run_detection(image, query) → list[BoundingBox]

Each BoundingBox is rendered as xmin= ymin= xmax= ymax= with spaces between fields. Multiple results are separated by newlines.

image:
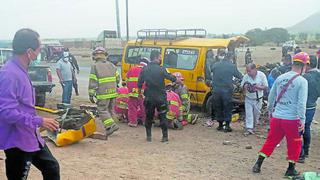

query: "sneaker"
xmin=128 ymin=122 xmax=138 ymax=127
xmin=191 ymin=114 xmax=199 ymax=125
xmin=284 ymin=169 xmax=300 ymax=179
xmin=297 ymin=157 xmax=305 ymax=164
xmin=244 ymin=129 xmax=255 ymax=137
xmin=106 ymin=124 xmax=119 ymax=136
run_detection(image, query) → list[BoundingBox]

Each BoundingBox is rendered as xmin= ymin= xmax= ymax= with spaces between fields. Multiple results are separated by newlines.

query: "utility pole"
xmin=115 ymin=0 xmax=121 ymax=38
xmin=126 ymin=0 xmax=129 ymax=41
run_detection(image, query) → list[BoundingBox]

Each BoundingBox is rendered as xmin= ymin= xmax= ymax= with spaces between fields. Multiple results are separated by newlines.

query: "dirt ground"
xmin=0 ymin=46 xmax=319 ymax=180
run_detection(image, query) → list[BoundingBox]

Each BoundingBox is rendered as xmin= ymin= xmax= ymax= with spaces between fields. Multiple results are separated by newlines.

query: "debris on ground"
xmin=245 ymin=145 xmax=253 ymax=149
xmin=223 ymin=141 xmax=232 ymax=145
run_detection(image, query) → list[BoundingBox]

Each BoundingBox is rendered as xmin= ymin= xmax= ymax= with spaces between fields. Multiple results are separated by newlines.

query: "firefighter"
xmin=138 ymin=50 xmax=180 ymax=142
xmin=114 ymin=82 xmax=129 ymax=123
xmin=88 ymin=47 xmax=119 ymax=139
xmin=126 ymin=58 xmax=149 ymax=127
xmin=171 ymin=72 xmax=198 ymax=125
xmin=166 ymin=89 xmax=183 ymax=130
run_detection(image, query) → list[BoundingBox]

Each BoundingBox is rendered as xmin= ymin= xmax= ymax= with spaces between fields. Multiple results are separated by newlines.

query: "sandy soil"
xmin=0 ymin=46 xmax=319 ymax=180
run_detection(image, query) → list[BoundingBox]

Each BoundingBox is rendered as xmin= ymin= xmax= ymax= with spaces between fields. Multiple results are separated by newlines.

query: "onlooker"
xmin=298 ymin=55 xmax=320 ymax=163
xmin=252 ymin=52 xmax=310 ymax=179
xmin=63 ymin=48 xmax=80 ymax=96
xmin=278 ymin=54 xmax=292 ymax=74
xmin=268 ymin=54 xmax=292 ymax=89
xmin=0 ymin=28 xmax=60 ymax=180
xmin=56 ymin=49 xmax=74 ymax=104
xmin=241 ymin=63 xmax=268 ymax=136
xmin=245 ymin=48 xmax=252 ymax=65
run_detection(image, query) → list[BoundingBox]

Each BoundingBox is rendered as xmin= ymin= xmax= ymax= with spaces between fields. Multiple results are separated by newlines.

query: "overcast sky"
xmin=0 ymin=0 xmax=319 ymax=40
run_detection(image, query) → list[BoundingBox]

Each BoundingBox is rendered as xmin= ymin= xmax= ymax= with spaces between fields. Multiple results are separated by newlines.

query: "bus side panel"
xmin=195 ymin=48 xmax=211 ymax=107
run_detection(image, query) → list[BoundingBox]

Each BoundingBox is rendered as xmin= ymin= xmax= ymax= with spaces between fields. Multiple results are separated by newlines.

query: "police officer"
xmin=138 ymin=50 xmax=180 ymax=142
xmin=209 ymin=51 xmax=243 ymax=132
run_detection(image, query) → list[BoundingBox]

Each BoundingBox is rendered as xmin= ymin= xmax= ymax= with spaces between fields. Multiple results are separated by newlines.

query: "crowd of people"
xmin=0 ymin=28 xmax=319 ymax=179
xmin=206 ymin=45 xmax=320 ymax=178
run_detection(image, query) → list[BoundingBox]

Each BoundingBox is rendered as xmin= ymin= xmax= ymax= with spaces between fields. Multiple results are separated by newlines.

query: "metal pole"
xmin=126 ymin=0 xmax=129 ymax=41
xmin=115 ymin=0 xmax=121 ymax=38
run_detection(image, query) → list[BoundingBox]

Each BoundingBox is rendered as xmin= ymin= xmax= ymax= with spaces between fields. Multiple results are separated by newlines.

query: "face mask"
xmin=63 ymin=52 xmax=69 ymax=57
xmin=218 ymin=56 xmax=224 ymax=60
xmin=63 ymin=57 xmax=69 ymax=62
xmin=27 ymin=49 xmax=37 ymax=62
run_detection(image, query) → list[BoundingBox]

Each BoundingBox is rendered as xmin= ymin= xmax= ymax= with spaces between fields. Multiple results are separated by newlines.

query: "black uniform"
xmin=138 ymin=62 xmax=177 ymax=141
xmin=209 ymin=59 xmax=243 ymax=130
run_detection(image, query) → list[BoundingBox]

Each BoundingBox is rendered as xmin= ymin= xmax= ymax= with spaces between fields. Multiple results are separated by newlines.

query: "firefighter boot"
xmin=252 ymin=155 xmax=265 ymax=173
xmin=105 ymin=123 xmax=119 ymax=136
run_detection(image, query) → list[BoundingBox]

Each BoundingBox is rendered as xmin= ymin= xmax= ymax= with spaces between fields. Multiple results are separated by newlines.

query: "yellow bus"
xmin=121 ymin=29 xmax=248 ymax=113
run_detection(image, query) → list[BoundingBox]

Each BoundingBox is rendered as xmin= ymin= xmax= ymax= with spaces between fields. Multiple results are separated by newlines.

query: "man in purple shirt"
xmin=0 ymin=29 xmax=60 ymax=180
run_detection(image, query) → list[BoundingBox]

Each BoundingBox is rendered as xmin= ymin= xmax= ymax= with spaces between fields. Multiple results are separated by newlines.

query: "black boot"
xmin=217 ymin=122 xmax=224 ymax=131
xmin=252 ymin=155 xmax=265 ymax=173
xmin=284 ymin=162 xmax=300 ymax=178
xmin=161 ymin=127 xmax=168 ymax=142
xmin=146 ymin=128 xmax=152 ymax=142
xmin=224 ymin=122 xmax=232 ymax=133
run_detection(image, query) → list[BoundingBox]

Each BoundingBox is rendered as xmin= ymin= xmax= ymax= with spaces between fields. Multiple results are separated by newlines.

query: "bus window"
xmin=125 ymin=46 xmax=161 ymax=64
xmin=163 ymin=48 xmax=199 ymax=70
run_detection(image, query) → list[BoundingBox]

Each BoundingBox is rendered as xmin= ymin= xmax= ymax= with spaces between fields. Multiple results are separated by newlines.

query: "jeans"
xmin=300 ymin=108 xmax=316 ymax=158
xmin=4 ymin=145 xmax=60 ymax=180
xmin=62 ymin=80 xmax=73 ymax=104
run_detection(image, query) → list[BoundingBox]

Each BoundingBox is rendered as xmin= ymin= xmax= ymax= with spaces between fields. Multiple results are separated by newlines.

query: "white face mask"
xmin=218 ymin=56 xmax=225 ymax=60
xmin=63 ymin=52 xmax=69 ymax=57
xmin=63 ymin=57 xmax=69 ymax=62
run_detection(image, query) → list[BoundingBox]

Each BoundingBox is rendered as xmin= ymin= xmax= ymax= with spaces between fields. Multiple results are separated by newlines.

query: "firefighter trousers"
xmin=97 ymin=99 xmax=117 ymax=131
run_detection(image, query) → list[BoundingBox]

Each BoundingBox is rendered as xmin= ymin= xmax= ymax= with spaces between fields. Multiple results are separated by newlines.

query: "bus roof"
xmin=127 ymin=36 xmax=249 ymax=48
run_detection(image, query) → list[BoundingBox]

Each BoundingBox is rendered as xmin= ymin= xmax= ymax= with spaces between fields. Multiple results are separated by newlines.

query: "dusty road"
xmin=0 ymin=46 xmax=319 ymax=180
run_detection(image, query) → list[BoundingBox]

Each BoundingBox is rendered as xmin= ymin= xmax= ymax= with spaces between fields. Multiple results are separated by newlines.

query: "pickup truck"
xmin=0 ymin=48 xmax=55 ymax=107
